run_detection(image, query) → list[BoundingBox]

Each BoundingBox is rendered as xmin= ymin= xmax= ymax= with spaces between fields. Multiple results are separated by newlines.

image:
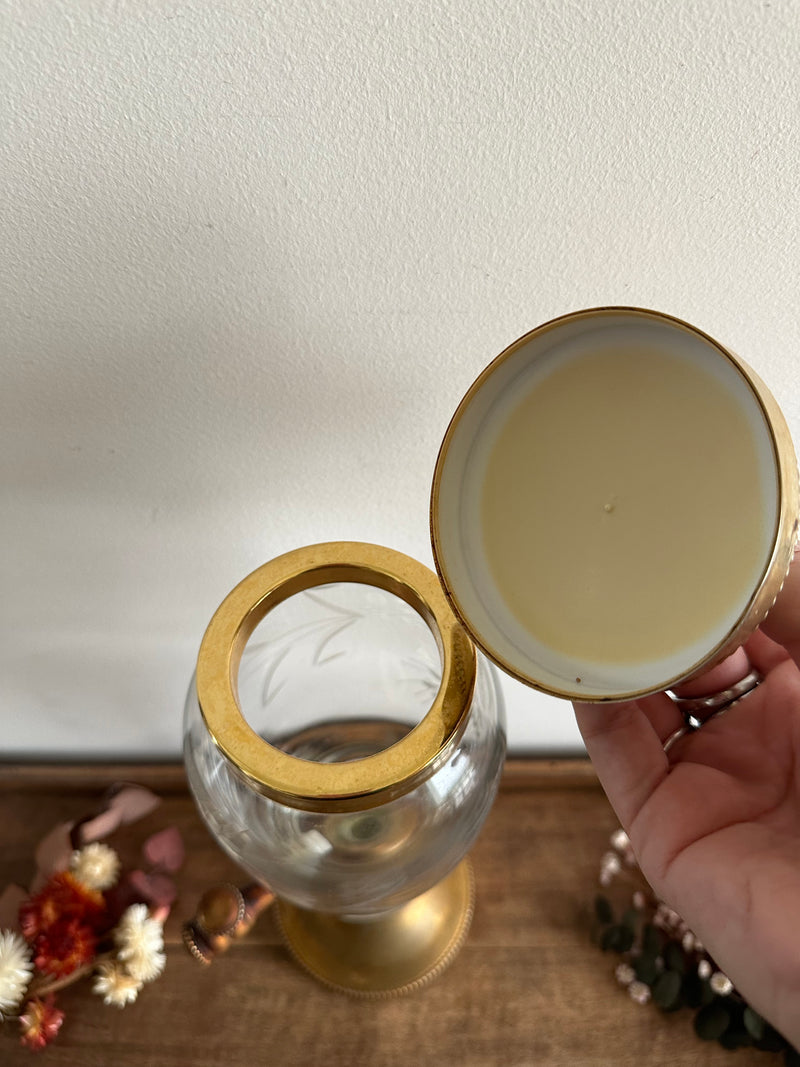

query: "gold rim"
xmin=430 ymin=306 xmax=799 ymax=703
xmin=195 ymin=542 xmax=477 ymax=811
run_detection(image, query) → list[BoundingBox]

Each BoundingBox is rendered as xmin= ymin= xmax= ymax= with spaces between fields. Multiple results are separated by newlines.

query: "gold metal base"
xmin=275 ymin=859 xmax=475 ymax=997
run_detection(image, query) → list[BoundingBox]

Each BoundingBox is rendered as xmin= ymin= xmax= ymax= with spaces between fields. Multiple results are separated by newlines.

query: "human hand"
xmin=574 ymin=548 xmax=800 ymax=1049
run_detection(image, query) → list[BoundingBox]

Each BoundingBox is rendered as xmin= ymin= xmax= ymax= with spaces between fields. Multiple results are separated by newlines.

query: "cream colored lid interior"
xmin=433 ymin=311 xmax=780 ymax=700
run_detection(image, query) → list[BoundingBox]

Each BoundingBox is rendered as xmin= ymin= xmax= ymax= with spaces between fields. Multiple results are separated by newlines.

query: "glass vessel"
xmin=184 ymin=542 xmax=506 ymax=994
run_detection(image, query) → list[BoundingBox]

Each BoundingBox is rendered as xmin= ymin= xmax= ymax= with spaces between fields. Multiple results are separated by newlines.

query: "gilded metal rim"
xmin=430 ymin=306 xmax=800 ymax=704
xmin=195 ymin=542 xmax=477 ymax=811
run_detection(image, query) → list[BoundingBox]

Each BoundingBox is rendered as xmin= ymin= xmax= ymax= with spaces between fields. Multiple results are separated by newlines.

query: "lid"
xmin=430 ymin=306 xmax=799 ymax=702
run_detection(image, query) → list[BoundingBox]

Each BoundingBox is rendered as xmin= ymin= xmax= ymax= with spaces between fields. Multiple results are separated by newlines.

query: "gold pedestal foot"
xmin=276 ymin=858 xmax=475 ymax=997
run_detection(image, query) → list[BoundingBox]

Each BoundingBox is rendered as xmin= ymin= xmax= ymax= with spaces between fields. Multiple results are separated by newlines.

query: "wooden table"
xmin=0 ymin=761 xmax=775 ymax=1066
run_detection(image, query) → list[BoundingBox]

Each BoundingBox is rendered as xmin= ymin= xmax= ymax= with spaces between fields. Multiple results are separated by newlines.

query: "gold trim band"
xmin=195 ymin=542 xmax=477 ymax=812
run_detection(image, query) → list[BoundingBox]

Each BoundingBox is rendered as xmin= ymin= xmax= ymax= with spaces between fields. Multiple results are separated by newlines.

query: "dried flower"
xmin=33 ymin=917 xmax=97 ymax=978
xmin=628 ymin=980 xmax=651 ymax=1005
xmin=92 ymin=961 xmax=142 ymax=1008
xmin=19 ymin=996 xmax=64 ymax=1051
xmin=20 ymin=871 xmax=105 ymax=941
xmin=70 ymin=843 xmax=120 ymax=892
xmin=0 ymin=930 xmax=34 ymax=1018
xmin=610 ymin=829 xmax=630 ymax=852
xmin=600 ymin=851 xmax=622 ymax=873
xmin=114 ymin=904 xmax=166 ymax=982
xmin=615 ymin=962 xmax=635 ymax=986
xmin=697 ymin=959 xmax=712 ymax=980
xmin=653 ymin=903 xmax=680 ymax=930
xmin=709 ymin=971 xmax=733 ymax=996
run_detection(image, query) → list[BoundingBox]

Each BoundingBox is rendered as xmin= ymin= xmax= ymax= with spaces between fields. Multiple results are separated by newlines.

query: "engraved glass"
xmin=183 ymin=581 xmax=506 ymax=919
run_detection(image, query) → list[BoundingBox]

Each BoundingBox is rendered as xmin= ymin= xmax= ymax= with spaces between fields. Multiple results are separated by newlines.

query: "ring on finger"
xmin=662 ymin=669 xmax=763 ymax=755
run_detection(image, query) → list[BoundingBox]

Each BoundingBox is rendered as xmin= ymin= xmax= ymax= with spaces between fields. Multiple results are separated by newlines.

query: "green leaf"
xmin=641 ymin=923 xmax=663 ymax=957
xmin=634 ymin=954 xmax=660 ymax=986
xmin=743 ymin=1007 xmax=766 ymax=1041
xmin=652 ymin=970 xmax=682 ymax=1011
xmin=600 ymin=925 xmax=623 ymax=952
xmin=594 ymin=894 xmax=613 ymax=924
xmin=681 ymin=973 xmax=705 ymax=1009
xmin=616 ymin=925 xmax=635 ymax=952
xmin=755 ymin=1025 xmax=788 ymax=1053
xmin=621 ymin=907 xmax=639 ymax=933
xmin=600 ymin=923 xmax=634 ymax=952
xmin=719 ymin=1004 xmax=750 ymax=1049
xmin=694 ymin=1001 xmax=731 ymax=1041
xmin=719 ymin=1026 xmax=751 ymax=1050
xmin=663 ymin=942 xmax=688 ymax=975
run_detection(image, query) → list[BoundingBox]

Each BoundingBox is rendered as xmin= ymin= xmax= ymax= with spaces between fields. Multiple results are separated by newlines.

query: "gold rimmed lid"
xmin=430 ymin=306 xmax=799 ymax=703
xmin=195 ymin=541 xmax=477 ymax=812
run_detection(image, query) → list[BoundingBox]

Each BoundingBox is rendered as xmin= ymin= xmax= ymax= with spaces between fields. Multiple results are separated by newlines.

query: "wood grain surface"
xmin=0 ymin=761 xmax=775 ymax=1067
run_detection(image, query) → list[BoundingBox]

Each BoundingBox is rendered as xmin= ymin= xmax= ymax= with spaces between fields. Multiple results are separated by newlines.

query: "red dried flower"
xmin=20 ymin=871 xmax=105 ymax=941
xmin=32 ymin=918 xmax=97 ymax=978
xmin=19 ymin=996 xmax=64 ymax=1051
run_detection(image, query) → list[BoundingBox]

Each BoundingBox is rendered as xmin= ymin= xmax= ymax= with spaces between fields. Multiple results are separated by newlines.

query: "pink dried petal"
xmin=105 ymin=784 xmax=161 ymax=825
xmin=127 ymin=870 xmax=177 ymax=908
xmin=142 ymin=827 xmax=184 ymax=872
xmin=75 ymin=807 xmax=123 ymax=845
xmin=77 ymin=784 xmax=161 ymax=845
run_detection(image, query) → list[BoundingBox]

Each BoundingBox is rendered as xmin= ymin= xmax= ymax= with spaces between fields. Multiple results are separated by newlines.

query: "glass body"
xmin=184 ymin=582 xmax=506 ymax=918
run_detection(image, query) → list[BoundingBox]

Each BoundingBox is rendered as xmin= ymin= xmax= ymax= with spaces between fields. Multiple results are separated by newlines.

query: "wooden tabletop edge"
xmin=0 ymin=756 xmax=597 ymax=793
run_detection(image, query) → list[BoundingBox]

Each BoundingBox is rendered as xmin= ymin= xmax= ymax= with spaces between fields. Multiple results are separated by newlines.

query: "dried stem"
xmin=27 ymin=951 xmax=114 ymax=999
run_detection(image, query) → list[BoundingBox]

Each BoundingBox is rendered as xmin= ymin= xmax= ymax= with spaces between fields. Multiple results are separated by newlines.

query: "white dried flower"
xmin=681 ymin=931 xmax=695 ymax=953
xmin=93 ymin=961 xmax=142 ymax=1008
xmin=628 ymin=980 xmax=651 ymax=1005
xmin=710 ymin=971 xmax=733 ymax=997
xmin=697 ymin=959 xmax=712 ymax=980
xmin=631 ymin=891 xmax=646 ymax=911
xmin=114 ymin=904 xmax=166 ymax=983
xmin=0 ymin=930 xmax=34 ymax=1018
xmin=610 ymin=829 xmax=630 ymax=852
xmin=615 ymin=963 xmax=635 ymax=986
xmin=654 ymin=904 xmax=680 ymax=930
xmin=70 ymin=842 xmax=121 ymax=891
xmin=600 ymin=852 xmax=622 ymax=879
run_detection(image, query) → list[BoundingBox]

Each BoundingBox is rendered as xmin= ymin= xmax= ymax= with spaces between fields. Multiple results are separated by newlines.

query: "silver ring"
xmin=663 ymin=669 xmax=762 ymax=755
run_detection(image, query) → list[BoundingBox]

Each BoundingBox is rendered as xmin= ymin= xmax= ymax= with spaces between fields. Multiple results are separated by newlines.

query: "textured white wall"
xmin=2 ymin=0 xmax=799 ymax=758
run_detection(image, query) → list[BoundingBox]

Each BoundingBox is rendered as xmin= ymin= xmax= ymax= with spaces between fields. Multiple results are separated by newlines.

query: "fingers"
xmin=745 ymin=629 xmax=791 ymax=676
xmin=636 ymin=693 xmax=686 ymax=745
xmin=574 ymin=699 xmax=669 ymax=830
xmin=760 ymin=545 xmax=800 ymax=669
xmin=574 ymin=647 xmax=758 ymax=830
xmin=574 ymin=545 xmax=800 ymax=833
xmin=670 ymin=647 xmax=751 ymax=699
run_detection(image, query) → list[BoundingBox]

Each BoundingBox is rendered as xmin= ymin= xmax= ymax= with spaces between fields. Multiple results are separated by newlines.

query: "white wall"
xmin=3 ymin=0 xmax=799 ymax=758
